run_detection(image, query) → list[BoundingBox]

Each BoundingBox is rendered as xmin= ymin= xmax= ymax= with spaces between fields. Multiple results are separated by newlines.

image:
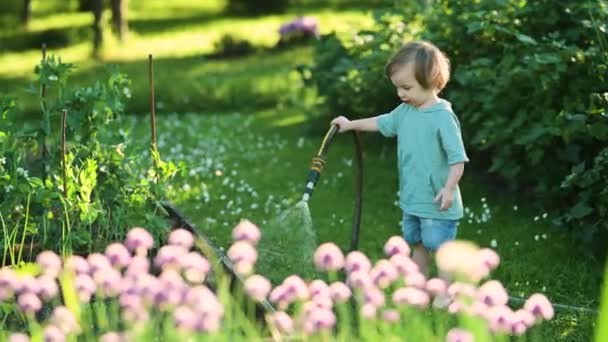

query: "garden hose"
xmin=302 ymin=124 xmax=364 ymax=252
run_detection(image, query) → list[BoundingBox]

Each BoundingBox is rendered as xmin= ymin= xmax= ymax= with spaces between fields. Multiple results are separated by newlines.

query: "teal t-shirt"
xmin=376 ymin=99 xmax=469 ymax=220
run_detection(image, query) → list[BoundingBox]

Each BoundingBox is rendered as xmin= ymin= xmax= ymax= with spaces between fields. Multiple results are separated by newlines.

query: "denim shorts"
xmin=402 ymin=213 xmax=458 ymax=251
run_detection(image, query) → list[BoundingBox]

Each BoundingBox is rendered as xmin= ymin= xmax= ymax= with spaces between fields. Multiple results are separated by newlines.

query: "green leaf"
xmin=515 ymin=33 xmax=537 ymax=45
xmin=569 ymin=202 xmax=593 ymax=219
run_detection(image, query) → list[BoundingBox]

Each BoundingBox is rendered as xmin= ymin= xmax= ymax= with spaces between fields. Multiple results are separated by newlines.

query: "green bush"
xmin=212 ymin=34 xmax=257 ymax=58
xmin=303 ymin=0 xmax=608 ymax=254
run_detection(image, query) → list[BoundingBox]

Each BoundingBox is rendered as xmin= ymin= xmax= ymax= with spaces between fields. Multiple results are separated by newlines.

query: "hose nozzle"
xmin=301 ymin=125 xmax=339 ymax=202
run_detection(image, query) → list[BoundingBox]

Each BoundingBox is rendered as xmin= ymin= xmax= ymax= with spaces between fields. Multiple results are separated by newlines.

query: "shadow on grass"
xmin=1 ymin=46 xmax=315 ymax=120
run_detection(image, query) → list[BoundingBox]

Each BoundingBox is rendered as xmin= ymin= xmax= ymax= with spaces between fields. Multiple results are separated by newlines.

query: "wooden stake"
xmin=148 ymin=54 xmax=157 ymax=151
xmin=61 ymin=109 xmax=67 ymax=198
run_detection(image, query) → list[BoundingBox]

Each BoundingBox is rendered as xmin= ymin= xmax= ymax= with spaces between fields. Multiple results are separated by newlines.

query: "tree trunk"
xmin=92 ymin=0 xmax=104 ymax=55
xmin=78 ymin=0 xmax=94 ymax=12
xmin=21 ymin=0 xmax=32 ymax=26
xmin=110 ymin=0 xmax=128 ymax=42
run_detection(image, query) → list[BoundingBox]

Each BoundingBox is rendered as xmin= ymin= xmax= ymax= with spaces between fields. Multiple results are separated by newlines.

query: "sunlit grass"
xmin=0 ymin=8 xmax=373 ymax=77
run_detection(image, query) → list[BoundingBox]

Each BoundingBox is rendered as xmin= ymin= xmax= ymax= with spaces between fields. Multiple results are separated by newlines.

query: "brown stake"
xmin=148 ymin=54 xmax=157 ymax=151
xmin=41 ymin=43 xmax=49 ymax=181
xmin=61 ymin=110 xmax=67 ymax=198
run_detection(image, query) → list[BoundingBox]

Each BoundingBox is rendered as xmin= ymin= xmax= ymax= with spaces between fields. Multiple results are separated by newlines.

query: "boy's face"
xmin=390 ymin=62 xmax=437 ymax=109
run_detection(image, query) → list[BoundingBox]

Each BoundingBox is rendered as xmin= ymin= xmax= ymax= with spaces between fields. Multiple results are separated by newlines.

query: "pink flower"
xmin=477 ymin=280 xmax=508 ymax=306
xmin=36 ymin=275 xmax=59 ymax=300
xmin=392 ymin=287 xmax=429 ymax=308
xmin=125 ymin=256 xmax=150 ymax=277
xmin=309 ymin=279 xmax=330 ymax=298
xmin=87 ymin=253 xmax=111 ymax=274
xmin=154 ymin=245 xmax=187 ymax=269
xmin=389 ymin=254 xmax=419 ymax=275
xmin=363 ymin=287 xmax=385 ymax=307
xmin=93 ymin=267 xmax=123 ymax=298
xmin=0 ymin=268 xmax=17 ymax=300
xmin=64 ymin=255 xmax=89 ymax=275
xmin=446 ymin=328 xmax=473 ymax=342
xmin=174 ymin=306 xmax=197 ymax=330
xmin=51 ymin=306 xmax=80 ymax=334
xmin=105 ymin=243 xmax=131 ymax=268
xmin=227 ymin=241 xmax=257 ymax=264
xmin=18 ymin=275 xmax=39 ymax=294
xmin=8 ymin=333 xmax=30 ymax=342
xmin=479 ymin=248 xmax=500 ymax=270
xmin=74 ymin=274 xmax=96 ymax=302
xmin=268 ymin=311 xmax=294 ymax=334
xmin=370 ymin=259 xmax=398 ymax=289
xmin=329 ymin=281 xmax=351 ymax=303
xmin=168 ymin=229 xmax=194 ymax=250
xmin=17 ymin=292 xmax=42 ymax=314
xmin=360 ymin=303 xmax=377 ymax=319
xmin=185 ymin=285 xmax=223 ymax=318
xmin=524 ymin=293 xmax=554 ymax=320
xmin=180 ymin=252 xmax=210 ymax=284
xmin=426 ymin=278 xmax=447 ymax=296
xmin=245 ymin=274 xmax=272 ymax=302
xmin=384 ymin=236 xmax=410 ymax=257
xmin=448 ymin=282 xmax=477 ymax=300
xmin=282 ymin=275 xmax=309 ymax=300
xmin=486 ymin=305 xmax=514 ymax=333
xmin=100 ymin=332 xmax=128 ymax=342
xmin=43 ymin=325 xmax=64 ymax=342
xmin=36 ymin=250 xmax=62 ymax=277
xmin=313 ymin=242 xmax=345 ymax=271
xmin=347 ymin=270 xmax=373 ymax=290
xmin=125 ymin=227 xmax=154 ymax=254
xmin=382 ymin=309 xmax=400 ymax=323
xmin=232 ymin=219 xmax=261 ymax=245
xmin=405 ymin=272 xmax=426 ymax=288
xmin=303 ymin=307 xmax=336 ymax=334
xmin=345 ymin=251 xmax=371 ymax=273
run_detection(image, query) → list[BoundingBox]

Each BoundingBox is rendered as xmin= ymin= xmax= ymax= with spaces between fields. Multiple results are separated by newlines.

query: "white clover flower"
xmin=490 ymin=239 xmax=497 ymax=248
xmin=515 ymin=241 xmax=520 ymax=246
xmin=542 ymin=234 xmax=547 ymax=239
xmin=542 ymin=213 xmax=548 ymax=219
xmin=481 ymin=197 xmax=486 ymax=202
xmin=534 ymin=216 xmax=539 ymax=221
xmin=513 ymin=205 xmax=518 ymax=211
xmin=534 ymin=235 xmax=539 ymax=241
xmin=48 ymin=75 xmax=58 ymax=81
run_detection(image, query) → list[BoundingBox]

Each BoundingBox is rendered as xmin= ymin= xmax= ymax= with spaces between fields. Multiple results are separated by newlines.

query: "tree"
xmin=110 ymin=0 xmax=128 ymax=42
xmin=21 ymin=0 xmax=32 ymax=26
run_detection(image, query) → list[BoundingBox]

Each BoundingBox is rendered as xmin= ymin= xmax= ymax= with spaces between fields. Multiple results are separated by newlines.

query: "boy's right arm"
xmin=331 ymin=116 xmax=379 ymax=133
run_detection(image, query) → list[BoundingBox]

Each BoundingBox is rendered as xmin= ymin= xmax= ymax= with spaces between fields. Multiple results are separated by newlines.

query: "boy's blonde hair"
xmin=384 ymin=41 xmax=451 ymax=91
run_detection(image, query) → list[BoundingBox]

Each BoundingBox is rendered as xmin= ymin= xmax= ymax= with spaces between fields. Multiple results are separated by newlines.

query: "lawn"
xmin=0 ymin=1 xmax=603 ymax=341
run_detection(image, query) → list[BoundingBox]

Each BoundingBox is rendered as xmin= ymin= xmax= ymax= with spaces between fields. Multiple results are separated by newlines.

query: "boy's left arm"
xmin=435 ymin=111 xmax=469 ymax=211
xmin=433 ymin=163 xmax=465 ymax=211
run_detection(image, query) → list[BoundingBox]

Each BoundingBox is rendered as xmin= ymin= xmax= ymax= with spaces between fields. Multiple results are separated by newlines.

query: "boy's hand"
xmin=331 ymin=116 xmax=352 ymax=132
xmin=434 ymin=187 xmax=454 ymax=211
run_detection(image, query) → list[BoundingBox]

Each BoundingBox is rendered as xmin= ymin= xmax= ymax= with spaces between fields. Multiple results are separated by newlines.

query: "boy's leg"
xmin=419 ymin=218 xmax=459 ymax=308
xmin=402 ymin=213 xmax=432 ymax=276
xmin=411 ymin=243 xmax=432 ymax=276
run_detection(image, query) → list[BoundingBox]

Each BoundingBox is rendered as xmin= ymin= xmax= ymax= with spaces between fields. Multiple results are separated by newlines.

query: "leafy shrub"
xmin=212 ymin=34 xmax=257 ymax=58
xmin=0 ymin=56 xmax=181 ymax=262
xmin=302 ymin=1 xmax=608 ymax=254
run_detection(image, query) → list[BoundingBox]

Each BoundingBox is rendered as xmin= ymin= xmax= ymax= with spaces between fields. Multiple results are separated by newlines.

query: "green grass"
xmin=0 ymin=0 xmax=375 ymax=117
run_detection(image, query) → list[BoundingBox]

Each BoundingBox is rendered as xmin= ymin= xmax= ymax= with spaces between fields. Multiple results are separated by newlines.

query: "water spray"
xmin=302 ymin=124 xmax=364 ymax=251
